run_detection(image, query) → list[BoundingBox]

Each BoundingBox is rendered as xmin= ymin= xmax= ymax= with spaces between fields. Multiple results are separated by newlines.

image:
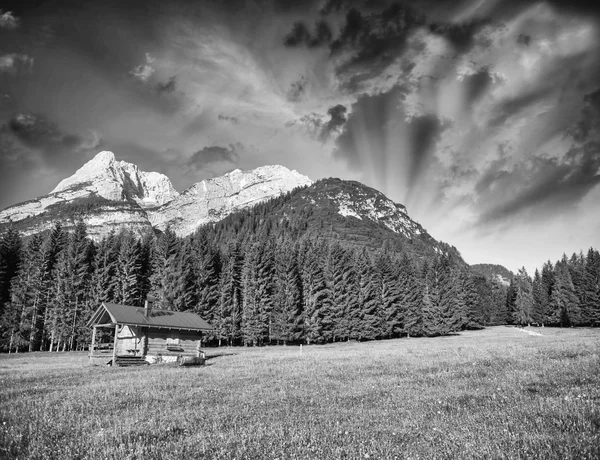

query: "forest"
xmin=0 ymin=205 xmax=599 ymax=352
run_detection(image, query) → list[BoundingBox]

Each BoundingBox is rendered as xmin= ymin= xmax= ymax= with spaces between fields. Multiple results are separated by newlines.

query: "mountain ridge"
xmin=0 ymin=150 xmax=464 ymax=266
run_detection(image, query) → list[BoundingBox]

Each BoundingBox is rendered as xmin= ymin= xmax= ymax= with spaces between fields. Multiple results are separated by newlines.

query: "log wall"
xmin=146 ymin=329 xmax=202 ymax=358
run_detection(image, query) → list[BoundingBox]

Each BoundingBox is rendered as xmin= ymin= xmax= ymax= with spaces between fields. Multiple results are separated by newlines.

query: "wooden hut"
xmin=87 ymin=297 xmax=212 ymax=366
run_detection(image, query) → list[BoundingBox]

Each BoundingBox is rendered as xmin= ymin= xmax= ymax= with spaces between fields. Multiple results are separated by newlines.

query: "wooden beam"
xmin=89 ymin=326 xmax=97 ymax=364
xmin=94 ymin=323 xmax=116 ymax=328
xmin=111 ymin=324 xmax=119 ymax=366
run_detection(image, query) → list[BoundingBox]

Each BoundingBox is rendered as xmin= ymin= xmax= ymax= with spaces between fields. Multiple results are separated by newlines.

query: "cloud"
xmin=329 ymin=4 xmax=426 ymax=90
xmin=0 ymin=10 xmax=19 ymax=29
xmin=157 ymin=76 xmax=177 ymax=94
xmin=569 ymin=88 xmax=600 ymax=142
xmin=129 ymin=53 xmax=155 ymax=82
xmin=287 ymin=76 xmax=308 ymax=102
xmin=428 ymin=19 xmax=489 ymax=52
xmin=284 ymin=20 xmax=333 ymax=47
xmin=187 ymin=144 xmax=240 ymax=169
xmin=476 ymin=141 xmax=600 ymax=225
xmin=5 ymin=113 xmax=101 ymax=159
xmin=218 ymin=114 xmax=240 ymax=124
xmin=0 ymin=53 xmax=33 ymax=73
xmin=319 ymin=104 xmax=347 ymax=141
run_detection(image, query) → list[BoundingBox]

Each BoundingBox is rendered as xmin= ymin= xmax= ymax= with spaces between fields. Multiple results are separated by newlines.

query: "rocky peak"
xmin=51 ymin=151 xmax=178 ymax=208
xmin=149 ymin=164 xmax=313 ymax=235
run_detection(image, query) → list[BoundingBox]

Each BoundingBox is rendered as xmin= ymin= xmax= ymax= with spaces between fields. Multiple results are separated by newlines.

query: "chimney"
xmin=144 ymin=295 xmax=155 ymax=318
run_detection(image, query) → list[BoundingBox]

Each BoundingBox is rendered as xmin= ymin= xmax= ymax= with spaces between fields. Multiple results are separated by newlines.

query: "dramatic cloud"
xmin=0 ymin=10 xmax=19 ymax=29
xmin=0 ymin=53 xmax=33 ymax=73
xmin=6 ymin=113 xmax=101 ymax=156
xmin=187 ymin=145 xmax=240 ymax=169
xmin=319 ymin=104 xmax=347 ymax=141
xmin=129 ymin=53 xmax=155 ymax=82
xmin=287 ymin=76 xmax=308 ymax=102
xmin=570 ymin=88 xmax=600 ymax=142
xmin=428 ymin=19 xmax=489 ymax=52
xmin=218 ymin=114 xmax=240 ymax=124
xmin=2 ymin=0 xmax=600 ymax=272
xmin=284 ymin=20 xmax=332 ymax=48
xmin=476 ymin=142 xmax=600 ymax=225
xmin=156 ymin=76 xmax=177 ymax=94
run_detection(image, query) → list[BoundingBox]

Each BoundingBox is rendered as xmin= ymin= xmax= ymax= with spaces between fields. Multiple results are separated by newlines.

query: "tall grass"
xmin=1 ymin=326 xmax=599 ymax=459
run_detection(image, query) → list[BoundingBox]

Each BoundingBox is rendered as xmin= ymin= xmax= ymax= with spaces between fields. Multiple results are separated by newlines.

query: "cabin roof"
xmin=87 ymin=302 xmax=213 ymax=331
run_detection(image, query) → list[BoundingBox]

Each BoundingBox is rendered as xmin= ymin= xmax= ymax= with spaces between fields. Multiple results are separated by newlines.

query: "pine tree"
xmin=356 ymin=249 xmax=380 ymax=341
xmin=513 ymin=268 xmax=533 ymax=326
xmin=0 ymin=228 xmax=22 ymax=320
xmin=583 ymin=248 xmax=600 ymax=326
xmin=115 ymin=230 xmax=142 ymax=306
xmin=489 ymin=279 xmax=509 ymax=325
xmin=541 ymin=261 xmax=555 ymax=325
xmin=149 ymin=227 xmax=181 ymax=310
xmin=549 ymin=260 xmax=581 ymax=326
xmin=216 ymin=243 xmax=243 ymax=346
xmin=9 ymin=235 xmax=45 ymax=351
xmin=91 ymin=231 xmax=119 ymax=305
xmin=531 ymin=269 xmax=547 ymax=326
xmin=299 ymin=241 xmax=328 ymax=344
xmin=271 ymin=242 xmax=302 ymax=345
xmin=375 ymin=252 xmax=402 ymax=338
xmin=422 ymin=260 xmax=443 ymax=336
xmin=190 ymin=230 xmax=221 ymax=326
xmin=400 ymin=257 xmax=422 ymax=337
xmin=49 ymin=222 xmax=93 ymax=351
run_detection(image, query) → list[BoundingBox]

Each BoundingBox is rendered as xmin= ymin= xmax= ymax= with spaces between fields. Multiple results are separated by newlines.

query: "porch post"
xmin=89 ymin=326 xmax=97 ymax=364
xmin=112 ymin=324 xmax=119 ymax=366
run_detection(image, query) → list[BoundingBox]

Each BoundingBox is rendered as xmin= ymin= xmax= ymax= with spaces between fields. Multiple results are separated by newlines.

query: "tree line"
xmin=0 ymin=220 xmax=598 ymax=352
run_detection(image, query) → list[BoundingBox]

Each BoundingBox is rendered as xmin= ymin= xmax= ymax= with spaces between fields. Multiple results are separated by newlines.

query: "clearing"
xmin=1 ymin=326 xmax=599 ymax=459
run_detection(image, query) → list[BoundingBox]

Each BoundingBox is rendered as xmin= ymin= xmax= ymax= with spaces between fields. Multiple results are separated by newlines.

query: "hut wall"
xmin=145 ymin=329 xmax=202 ymax=362
xmin=116 ymin=326 xmax=143 ymax=356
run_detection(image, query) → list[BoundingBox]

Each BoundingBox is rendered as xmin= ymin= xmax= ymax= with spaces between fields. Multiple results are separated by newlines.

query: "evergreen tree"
xmin=115 ymin=230 xmax=142 ymax=306
xmin=400 ymin=257 xmax=422 ymax=337
xmin=356 ymin=249 xmax=380 ymax=341
xmin=0 ymin=228 xmax=22 ymax=319
xmin=376 ymin=252 xmax=402 ymax=338
xmin=149 ymin=227 xmax=181 ymax=310
xmin=91 ymin=231 xmax=119 ymax=305
xmin=190 ymin=230 xmax=221 ymax=326
xmin=549 ymin=260 xmax=581 ymax=326
xmin=583 ymin=248 xmax=600 ymax=326
xmin=216 ymin=242 xmax=243 ymax=346
xmin=513 ymin=267 xmax=533 ymax=326
xmin=531 ymin=269 xmax=547 ymax=326
xmin=271 ymin=242 xmax=302 ymax=344
xmin=48 ymin=222 xmax=93 ymax=351
xmin=299 ymin=241 xmax=328 ymax=344
xmin=541 ymin=261 xmax=555 ymax=324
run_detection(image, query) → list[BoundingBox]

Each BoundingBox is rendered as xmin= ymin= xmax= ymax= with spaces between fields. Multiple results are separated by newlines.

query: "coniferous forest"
xmin=0 ymin=201 xmax=599 ymax=353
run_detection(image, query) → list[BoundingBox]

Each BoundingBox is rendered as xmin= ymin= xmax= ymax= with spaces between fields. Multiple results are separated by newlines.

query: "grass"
xmin=1 ymin=326 xmax=599 ymax=459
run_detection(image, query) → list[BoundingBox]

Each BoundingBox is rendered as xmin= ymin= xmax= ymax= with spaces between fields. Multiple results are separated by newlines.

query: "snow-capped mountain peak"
xmin=148 ymin=164 xmax=313 ymax=236
xmin=51 ymin=150 xmax=178 ymax=208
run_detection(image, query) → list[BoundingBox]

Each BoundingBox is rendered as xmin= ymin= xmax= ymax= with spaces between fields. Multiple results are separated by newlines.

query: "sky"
xmin=1 ymin=0 xmax=600 ymax=274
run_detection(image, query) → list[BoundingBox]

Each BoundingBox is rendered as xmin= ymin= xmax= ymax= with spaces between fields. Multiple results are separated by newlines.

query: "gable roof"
xmin=87 ymin=302 xmax=213 ymax=331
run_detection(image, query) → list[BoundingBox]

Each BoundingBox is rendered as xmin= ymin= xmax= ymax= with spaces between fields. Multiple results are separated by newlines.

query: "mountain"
xmin=0 ymin=151 xmax=312 ymax=239
xmin=148 ymin=165 xmax=312 ymax=236
xmin=204 ymin=177 xmax=465 ymax=264
xmin=471 ymin=263 xmax=513 ymax=286
xmin=0 ymin=151 xmax=462 ymax=264
xmin=51 ymin=150 xmax=178 ymax=208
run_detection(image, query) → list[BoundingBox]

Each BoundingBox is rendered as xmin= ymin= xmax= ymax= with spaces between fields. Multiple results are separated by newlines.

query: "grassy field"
xmin=1 ymin=326 xmax=599 ymax=459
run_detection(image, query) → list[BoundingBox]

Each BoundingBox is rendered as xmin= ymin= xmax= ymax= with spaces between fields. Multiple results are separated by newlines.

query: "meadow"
xmin=1 ymin=326 xmax=599 ymax=459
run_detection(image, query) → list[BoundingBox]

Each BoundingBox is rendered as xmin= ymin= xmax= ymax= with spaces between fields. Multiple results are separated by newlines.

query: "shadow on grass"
xmin=205 ymin=352 xmax=237 ymax=361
